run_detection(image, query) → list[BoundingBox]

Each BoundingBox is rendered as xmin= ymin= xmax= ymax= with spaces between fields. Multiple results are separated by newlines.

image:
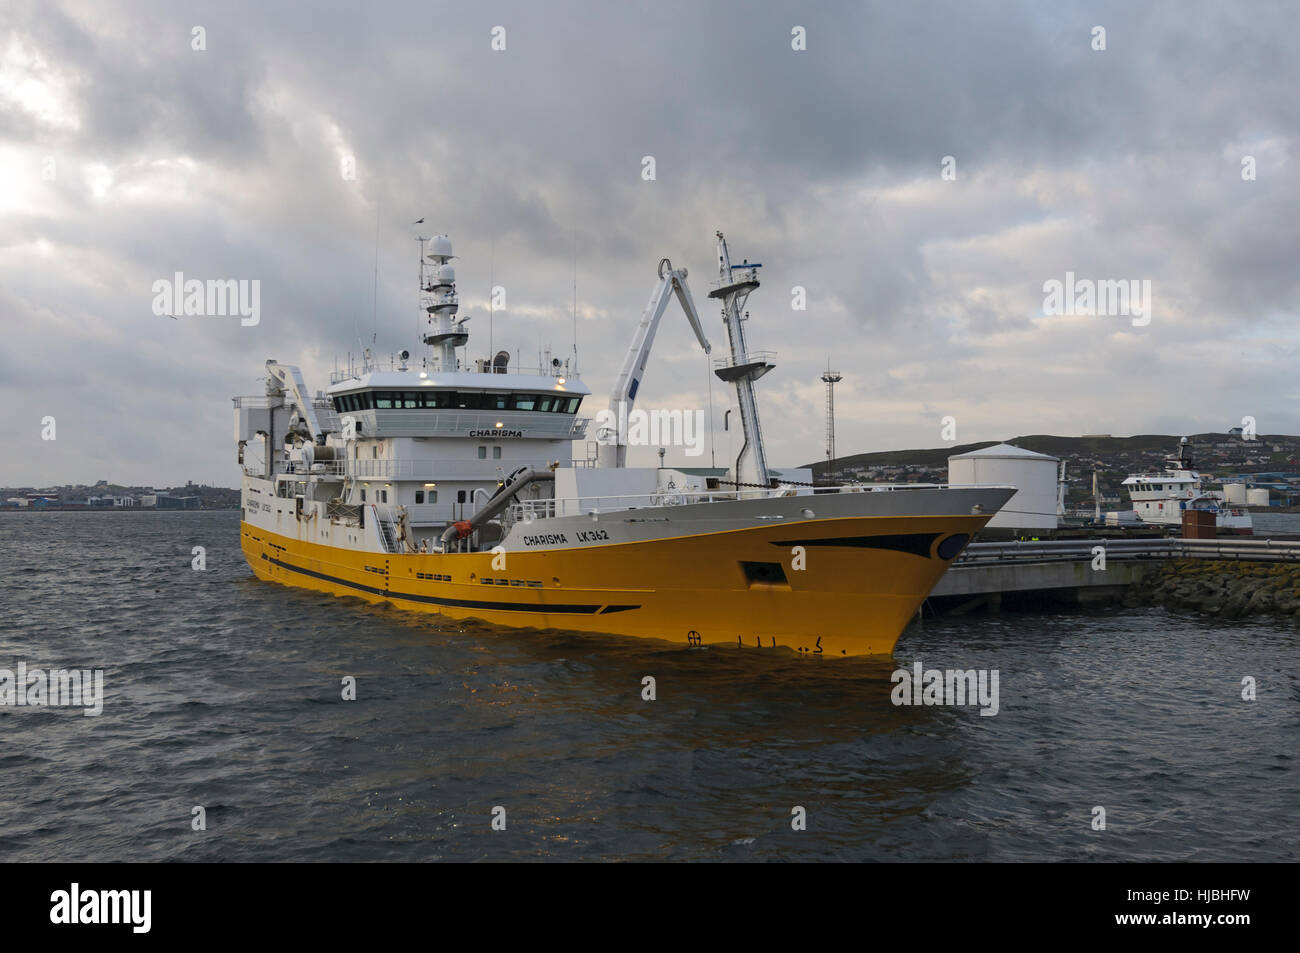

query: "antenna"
xmin=372 ymin=199 xmax=380 ymax=344
xmin=706 ymin=352 xmax=716 ymax=469
xmin=415 ymin=231 xmax=428 ymax=354
xmin=572 ymin=226 xmax=579 ymax=373
xmin=821 ymin=366 xmax=843 ymax=483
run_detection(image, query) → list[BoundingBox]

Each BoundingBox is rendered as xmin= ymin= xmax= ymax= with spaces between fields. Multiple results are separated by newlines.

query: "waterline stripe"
xmin=261 ymin=553 xmax=637 ymax=615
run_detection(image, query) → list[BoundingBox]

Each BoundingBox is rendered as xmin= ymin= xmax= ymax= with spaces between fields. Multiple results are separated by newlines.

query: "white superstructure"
xmin=233 ymin=231 xmax=814 ymax=557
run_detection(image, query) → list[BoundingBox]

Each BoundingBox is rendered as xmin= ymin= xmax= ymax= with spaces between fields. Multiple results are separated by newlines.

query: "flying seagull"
xmin=413 ymin=217 xmax=424 ymax=224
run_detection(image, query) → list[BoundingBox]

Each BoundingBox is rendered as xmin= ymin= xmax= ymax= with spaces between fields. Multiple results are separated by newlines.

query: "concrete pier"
xmin=926 ymin=537 xmax=1300 ymax=614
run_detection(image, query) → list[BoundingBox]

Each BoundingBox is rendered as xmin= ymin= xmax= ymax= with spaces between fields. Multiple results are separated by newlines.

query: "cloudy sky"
xmin=3 ymin=0 xmax=1298 ymax=488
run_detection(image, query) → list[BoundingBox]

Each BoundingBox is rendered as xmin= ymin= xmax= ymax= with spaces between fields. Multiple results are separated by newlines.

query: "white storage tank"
xmin=1223 ymin=483 xmax=1247 ymax=504
xmin=947 ymin=443 xmax=1060 ymax=529
xmin=1246 ymin=488 xmax=1270 ymax=507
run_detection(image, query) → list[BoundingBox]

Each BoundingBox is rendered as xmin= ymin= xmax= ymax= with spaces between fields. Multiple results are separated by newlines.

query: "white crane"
xmin=597 ymin=258 xmax=712 ymax=468
xmin=264 ymin=360 xmax=325 ymax=443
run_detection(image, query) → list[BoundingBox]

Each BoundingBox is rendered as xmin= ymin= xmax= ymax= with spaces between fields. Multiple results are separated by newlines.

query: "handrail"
xmin=505 ymin=481 xmax=1011 ymax=522
xmin=713 ymin=349 xmax=777 ymax=368
xmin=328 ymin=359 xmax=581 ymax=384
xmin=955 ymin=537 xmax=1300 ymax=566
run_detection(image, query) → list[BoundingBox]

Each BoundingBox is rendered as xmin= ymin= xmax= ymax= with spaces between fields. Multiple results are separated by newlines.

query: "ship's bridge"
xmin=325 ymin=370 xmax=591 ymax=440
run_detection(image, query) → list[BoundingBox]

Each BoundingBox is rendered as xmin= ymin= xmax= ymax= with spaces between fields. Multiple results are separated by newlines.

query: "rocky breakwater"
xmin=1126 ymin=559 xmax=1300 ymax=619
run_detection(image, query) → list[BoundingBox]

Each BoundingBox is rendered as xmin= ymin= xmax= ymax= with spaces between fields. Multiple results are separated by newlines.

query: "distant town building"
xmin=155 ymin=494 xmax=200 ymax=510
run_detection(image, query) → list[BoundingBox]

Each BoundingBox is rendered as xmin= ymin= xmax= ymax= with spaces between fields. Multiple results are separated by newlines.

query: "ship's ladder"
xmin=373 ymin=510 xmax=398 ymax=553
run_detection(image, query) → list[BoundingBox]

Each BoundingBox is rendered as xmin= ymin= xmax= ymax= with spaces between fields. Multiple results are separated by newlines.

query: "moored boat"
xmin=234 ymin=231 xmax=1014 ymax=656
xmin=1120 ymin=438 xmax=1252 ymax=534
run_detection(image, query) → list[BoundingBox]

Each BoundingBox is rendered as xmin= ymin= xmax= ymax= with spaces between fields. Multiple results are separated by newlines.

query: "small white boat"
xmin=1121 ymin=438 xmax=1252 ymax=534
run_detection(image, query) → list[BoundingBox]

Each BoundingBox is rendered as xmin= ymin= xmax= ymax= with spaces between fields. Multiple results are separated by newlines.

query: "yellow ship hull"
xmin=241 ymin=511 xmax=992 ymax=657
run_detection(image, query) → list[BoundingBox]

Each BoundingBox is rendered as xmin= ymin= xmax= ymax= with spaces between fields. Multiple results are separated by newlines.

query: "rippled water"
xmin=1 ymin=511 xmax=1296 ymax=861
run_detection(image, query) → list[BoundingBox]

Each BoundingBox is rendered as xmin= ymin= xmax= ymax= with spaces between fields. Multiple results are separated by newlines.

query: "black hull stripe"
xmin=771 ymin=532 xmax=941 ymax=559
xmin=261 ymin=554 xmax=637 ymax=615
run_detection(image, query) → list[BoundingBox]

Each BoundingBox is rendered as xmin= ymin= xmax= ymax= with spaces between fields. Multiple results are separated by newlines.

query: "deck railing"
xmin=956 ymin=537 xmax=1300 ymax=565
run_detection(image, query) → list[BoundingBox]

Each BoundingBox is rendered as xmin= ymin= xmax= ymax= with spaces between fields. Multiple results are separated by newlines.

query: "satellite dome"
xmin=428 ymin=234 xmax=454 ymax=260
xmin=437 ymin=263 xmax=456 ymax=284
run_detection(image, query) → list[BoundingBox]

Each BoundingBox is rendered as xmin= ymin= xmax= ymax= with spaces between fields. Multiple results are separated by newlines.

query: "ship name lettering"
xmin=523 ymin=533 xmax=568 ymax=546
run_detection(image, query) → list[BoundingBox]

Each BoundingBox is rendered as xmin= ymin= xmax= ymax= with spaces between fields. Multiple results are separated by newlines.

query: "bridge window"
xmin=478 ymin=446 xmax=487 ymax=459
xmin=493 ymin=446 xmax=502 ymax=459
xmin=334 ymin=389 xmax=580 ymax=413
xmin=333 ymin=393 xmax=371 ymax=412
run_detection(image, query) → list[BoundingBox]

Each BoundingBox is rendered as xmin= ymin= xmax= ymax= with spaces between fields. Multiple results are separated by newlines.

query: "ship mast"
xmin=708 ymin=231 xmax=774 ymax=487
xmin=420 ymin=234 xmax=467 ymax=371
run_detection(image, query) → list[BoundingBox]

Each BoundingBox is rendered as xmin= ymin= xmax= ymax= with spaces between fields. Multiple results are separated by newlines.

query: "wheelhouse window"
xmin=336 ymin=389 xmax=581 ymax=413
xmin=332 ymin=392 xmax=373 ymax=412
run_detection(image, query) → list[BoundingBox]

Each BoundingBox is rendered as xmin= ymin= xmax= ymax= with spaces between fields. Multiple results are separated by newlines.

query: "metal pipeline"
xmin=438 ymin=467 xmax=555 ymax=550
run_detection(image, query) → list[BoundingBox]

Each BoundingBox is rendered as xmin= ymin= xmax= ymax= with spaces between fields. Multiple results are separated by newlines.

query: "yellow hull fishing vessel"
xmin=235 ymin=231 xmax=1011 ymax=657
